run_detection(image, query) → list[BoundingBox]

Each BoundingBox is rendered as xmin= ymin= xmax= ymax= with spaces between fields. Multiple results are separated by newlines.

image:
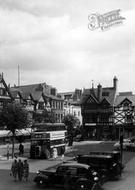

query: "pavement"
xmin=1 ymin=140 xmax=135 ymax=189
xmin=0 ymin=140 xmax=102 ymax=172
xmin=103 ymin=156 xmax=135 ymax=190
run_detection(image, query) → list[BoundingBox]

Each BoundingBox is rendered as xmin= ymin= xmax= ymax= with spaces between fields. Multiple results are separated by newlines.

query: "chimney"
xmin=51 ymin=88 xmax=57 ymax=96
xmin=97 ymin=83 xmax=102 ymax=101
xmin=113 ymin=76 xmax=118 ymax=90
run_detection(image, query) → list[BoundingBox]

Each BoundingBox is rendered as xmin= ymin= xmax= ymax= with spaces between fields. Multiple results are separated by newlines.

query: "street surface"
xmin=0 ymin=141 xmax=135 ymax=190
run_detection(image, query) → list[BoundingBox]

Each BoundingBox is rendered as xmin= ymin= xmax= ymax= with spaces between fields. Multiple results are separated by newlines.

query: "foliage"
xmin=0 ymin=102 xmax=29 ymax=157
xmin=62 ymin=114 xmax=80 ymax=146
xmin=1 ymin=103 xmax=29 ymax=132
xmin=34 ymin=109 xmax=56 ymax=123
xmin=62 ymin=114 xmax=79 ymax=132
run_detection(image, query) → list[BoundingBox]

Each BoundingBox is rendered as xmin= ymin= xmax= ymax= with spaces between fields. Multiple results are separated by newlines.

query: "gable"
xmin=0 ymin=74 xmax=12 ymax=99
xmin=101 ymin=98 xmax=111 ymax=105
xmin=85 ymin=94 xmax=98 ymax=104
xmin=119 ymin=98 xmax=132 ymax=106
xmin=39 ymin=96 xmax=44 ymax=103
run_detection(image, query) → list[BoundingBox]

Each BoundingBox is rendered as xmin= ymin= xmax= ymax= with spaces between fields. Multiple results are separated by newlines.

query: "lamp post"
xmin=120 ymin=129 xmax=123 ymax=165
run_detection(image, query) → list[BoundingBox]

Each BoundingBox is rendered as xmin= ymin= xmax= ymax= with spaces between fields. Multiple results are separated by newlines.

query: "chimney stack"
xmin=113 ymin=76 xmax=118 ymax=90
xmin=97 ymin=83 xmax=102 ymax=101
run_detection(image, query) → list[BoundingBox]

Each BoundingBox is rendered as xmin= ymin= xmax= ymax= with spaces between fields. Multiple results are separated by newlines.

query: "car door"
xmin=52 ymin=166 xmax=67 ymax=186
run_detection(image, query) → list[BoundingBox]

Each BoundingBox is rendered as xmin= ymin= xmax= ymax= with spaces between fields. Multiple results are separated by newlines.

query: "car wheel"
xmin=91 ymin=182 xmax=102 ymax=190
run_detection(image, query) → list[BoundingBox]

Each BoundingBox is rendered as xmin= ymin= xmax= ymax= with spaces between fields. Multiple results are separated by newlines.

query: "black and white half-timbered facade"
xmin=80 ymin=77 xmax=135 ymax=140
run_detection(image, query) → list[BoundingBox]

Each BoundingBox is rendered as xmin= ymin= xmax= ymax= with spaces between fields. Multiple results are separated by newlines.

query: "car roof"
xmin=60 ymin=162 xmax=90 ymax=169
xmin=78 ymin=154 xmax=112 ymax=159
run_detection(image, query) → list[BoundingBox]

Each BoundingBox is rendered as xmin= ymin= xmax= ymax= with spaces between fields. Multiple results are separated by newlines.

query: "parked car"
xmin=34 ymin=162 xmax=101 ymax=190
xmin=113 ymin=138 xmax=131 ymax=150
xmin=76 ymin=153 xmax=122 ymax=182
xmin=88 ymin=151 xmax=124 ymax=170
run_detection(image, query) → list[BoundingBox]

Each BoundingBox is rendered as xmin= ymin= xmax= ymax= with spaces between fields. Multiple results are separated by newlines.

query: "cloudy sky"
xmin=0 ymin=0 xmax=135 ymax=93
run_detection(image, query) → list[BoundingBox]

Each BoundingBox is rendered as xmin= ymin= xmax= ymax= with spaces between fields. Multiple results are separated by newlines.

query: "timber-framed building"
xmin=80 ymin=77 xmax=135 ymax=140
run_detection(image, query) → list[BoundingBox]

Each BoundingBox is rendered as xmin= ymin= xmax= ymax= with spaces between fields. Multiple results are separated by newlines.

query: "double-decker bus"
xmin=30 ymin=123 xmax=67 ymax=159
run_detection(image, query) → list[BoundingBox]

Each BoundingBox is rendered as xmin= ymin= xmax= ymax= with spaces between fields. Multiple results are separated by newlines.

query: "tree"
xmin=0 ymin=102 xmax=29 ymax=158
xmin=34 ymin=108 xmax=56 ymax=123
xmin=62 ymin=114 xmax=80 ymax=146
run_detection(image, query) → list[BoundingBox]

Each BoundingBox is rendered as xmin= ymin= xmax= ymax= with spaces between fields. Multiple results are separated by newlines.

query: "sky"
xmin=0 ymin=0 xmax=135 ymax=93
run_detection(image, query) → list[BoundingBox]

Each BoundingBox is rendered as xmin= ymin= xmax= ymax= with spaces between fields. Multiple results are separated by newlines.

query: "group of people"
xmin=52 ymin=146 xmax=65 ymax=160
xmin=10 ymin=159 xmax=29 ymax=182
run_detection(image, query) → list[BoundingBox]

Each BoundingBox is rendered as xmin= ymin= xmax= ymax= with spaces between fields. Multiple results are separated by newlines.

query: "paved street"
xmin=0 ymin=141 xmax=135 ymax=190
xmin=103 ymin=156 xmax=135 ymax=190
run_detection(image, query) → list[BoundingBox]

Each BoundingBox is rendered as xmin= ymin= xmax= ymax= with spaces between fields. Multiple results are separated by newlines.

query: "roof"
xmin=11 ymin=83 xmax=63 ymax=101
xmin=79 ymin=154 xmax=112 ymax=159
xmin=80 ymin=87 xmax=116 ymax=106
xmin=61 ymin=162 xmax=90 ymax=169
xmin=114 ymin=93 xmax=135 ymax=106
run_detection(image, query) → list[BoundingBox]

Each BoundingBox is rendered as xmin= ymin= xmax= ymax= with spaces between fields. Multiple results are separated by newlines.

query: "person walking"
xmin=23 ymin=159 xmax=29 ymax=181
xmin=61 ymin=146 xmax=65 ymax=160
xmin=17 ymin=159 xmax=24 ymax=181
xmin=52 ymin=147 xmax=58 ymax=160
xmin=19 ymin=143 xmax=24 ymax=156
xmin=10 ymin=159 xmax=18 ymax=181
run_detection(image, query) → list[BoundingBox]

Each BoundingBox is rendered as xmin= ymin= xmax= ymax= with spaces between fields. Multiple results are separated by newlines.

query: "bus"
xmin=30 ymin=123 xmax=67 ymax=159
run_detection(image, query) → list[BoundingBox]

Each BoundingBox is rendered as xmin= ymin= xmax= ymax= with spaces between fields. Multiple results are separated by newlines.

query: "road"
xmin=0 ymin=141 xmax=135 ymax=190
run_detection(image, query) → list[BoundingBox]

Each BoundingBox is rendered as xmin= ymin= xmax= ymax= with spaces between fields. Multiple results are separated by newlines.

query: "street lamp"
xmin=120 ymin=131 xmax=123 ymax=165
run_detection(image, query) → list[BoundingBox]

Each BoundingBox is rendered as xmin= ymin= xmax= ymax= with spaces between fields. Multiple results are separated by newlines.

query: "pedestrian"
xmin=61 ymin=146 xmax=65 ymax=160
xmin=23 ymin=159 xmax=29 ymax=181
xmin=19 ymin=143 xmax=24 ymax=156
xmin=52 ymin=147 xmax=58 ymax=160
xmin=17 ymin=159 xmax=24 ymax=181
xmin=7 ymin=143 xmax=10 ymax=160
xmin=10 ymin=159 xmax=18 ymax=181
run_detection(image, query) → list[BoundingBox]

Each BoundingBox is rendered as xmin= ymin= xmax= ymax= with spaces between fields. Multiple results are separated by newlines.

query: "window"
xmin=68 ymin=167 xmax=77 ymax=175
xmin=102 ymin=92 xmax=109 ymax=96
xmin=57 ymin=166 xmax=68 ymax=175
xmin=77 ymin=168 xmax=88 ymax=177
xmin=0 ymin=101 xmax=3 ymax=106
xmin=38 ymin=102 xmax=44 ymax=110
xmin=0 ymin=89 xmax=3 ymax=95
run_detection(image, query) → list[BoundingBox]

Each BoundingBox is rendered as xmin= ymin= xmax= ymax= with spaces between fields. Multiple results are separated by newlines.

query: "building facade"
xmin=11 ymin=83 xmax=64 ymax=123
xmin=0 ymin=74 xmax=64 ymax=127
xmin=80 ymin=77 xmax=117 ymax=140
xmin=80 ymin=77 xmax=135 ymax=140
xmin=0 ymin=73 xmax=13 ymax=113
xmin=59 ymin=89 xmax=82 ymax=125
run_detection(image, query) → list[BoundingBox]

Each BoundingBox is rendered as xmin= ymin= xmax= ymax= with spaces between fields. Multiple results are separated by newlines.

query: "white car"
xmin=113 ymin=139 xmax=131 ymax=150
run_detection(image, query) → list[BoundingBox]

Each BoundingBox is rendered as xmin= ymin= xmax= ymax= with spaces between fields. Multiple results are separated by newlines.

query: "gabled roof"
xmin=80 ymin=87 xmax=116 ymax=106
xmin=114 ymin=94 xmax=135 ymax=107
xmin=101 ymin=98 xmax=111 ymax=105
xmin=0 ymin=74 xmax=13 ymax=100
xmin=11 ymin=83 xmax=63 ymax=102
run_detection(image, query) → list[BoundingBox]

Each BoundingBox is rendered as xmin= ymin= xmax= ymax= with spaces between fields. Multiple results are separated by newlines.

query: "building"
xmin=59 ymin=89 xmax=82 ymax=125
xmin=114 ymin=91 xmax=135 ymax=139
xmin=0 ymin=73 xmax=13 ymax=113
xmin=80 ymin=77 xmax=118 ymax=140
xmin=11 ymin=83 xmax=64 ymax=123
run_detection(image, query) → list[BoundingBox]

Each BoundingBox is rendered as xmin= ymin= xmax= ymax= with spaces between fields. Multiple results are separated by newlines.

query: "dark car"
xmin=76 ymin=154 xmax=122 ymax=182
xmin=34 ymin=162 xmax=101 ymax=190
xmin=88 ymin=151 xmax=124 ymax=170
